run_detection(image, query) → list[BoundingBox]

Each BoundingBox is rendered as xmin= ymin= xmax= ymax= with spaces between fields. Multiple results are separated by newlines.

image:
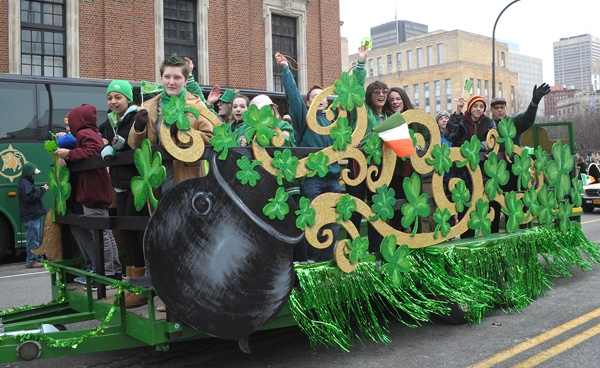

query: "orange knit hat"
xmin=467 ymin=95 xmax=487 ymax=113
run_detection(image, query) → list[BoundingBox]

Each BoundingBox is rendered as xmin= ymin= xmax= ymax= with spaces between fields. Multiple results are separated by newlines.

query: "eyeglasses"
xmin=374 ymin=89 xmax=389 ymax=96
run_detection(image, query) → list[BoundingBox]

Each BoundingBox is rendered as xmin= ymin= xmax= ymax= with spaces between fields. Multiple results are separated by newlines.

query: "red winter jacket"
xmin=66 ymin=104 xmax=113 ymax=209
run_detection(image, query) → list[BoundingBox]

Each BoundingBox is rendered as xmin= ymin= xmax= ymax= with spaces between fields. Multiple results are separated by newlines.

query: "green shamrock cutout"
xmin=534 ymin=145 xmax=549 ymax=175
xmin=451 ymin=179 xmax=472 ymax=213
xmin=48 ymin=164 xmax=71 ymax=216
xmin=271 ymin=149 xmax=299 ymax=185
xmin=380 ymin=235 xmax=412 ymax=286
xmin=497 ymin=118 xmax=517 ymax=155
xmin=400 ymin=173 xmax=430 ymax=236
xmin=369 ymin=184 xmax=396 ymax=222
xmin=347 ymin=236 xmax=376 ymax=263
xmin=501 ymin=191 xmax=525 ymax=233
xmin=235 ymin=155 xmax=262 ymax=186
xmin=522 ymin=185 xmax=538 ymax=210
xmin=131 ymin=139 xmax=166 ymax=211
xmin=433 ymin=207 xmax=453 ymax=239
xmin=305 ymin=151 xmax=330 ymax=178
xmin=210 ymin=124 xmax=239 ymax=160
xmin=295 ymin=196 xmax=316 ymax=230
xmin=44 ymin=132 xmax=58 ymax=154
xmin=330 ymin=71 xmax=365 ymax=111
xmin=557 ymin=201 xmax=574 ymax=233
xmin=242 ymin=104 xmax=278 ymax=146
xmin=545 ymin=141 xmax=574 ymax=201
xmin=363 ymin=133 xmax=383 ymax=165
xmin=457 ymin=136 xmax=482 ymax=171
xmin=426 ymin=142 xmax=452 ymax=176
xmin=570 ymin=177 xmax=583 ymax=208
xmin=330 ymin=116 xmax=353 ymax=150
xmin=483 ymin=152 xmax=509 ymax=201
xmin=336 ymin=193 xmax=356 ymax=222
xmin=468 ymin=198 xmax=492 ymax=237
xmin=512 ymin=153 xmax=532 ymax=191
xmin=532 ymin=184 xmax=557 ymax=227
xmin=263 ymin=187 xmax=290 ymax=220
xmin=162 ymin=95 xmax=200 ymax=131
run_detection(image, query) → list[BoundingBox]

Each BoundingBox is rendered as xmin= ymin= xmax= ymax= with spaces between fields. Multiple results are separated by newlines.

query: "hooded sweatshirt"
xmin=66 ymin=104 xmax=113 ymax=209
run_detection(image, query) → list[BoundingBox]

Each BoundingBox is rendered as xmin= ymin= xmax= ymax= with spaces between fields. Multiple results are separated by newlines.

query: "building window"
xmin=485 ymin=80 xmax=489 ymax=99
xmin=477 ymin=79 xmax=482 ymax=95
xmin=498 ymin=82 xmax=503 ymax=97
xmin=271 ymin=14 xmax=297 ymax=92
xmin=445 ymin=78 xmax=452 ymax=111
xmin=387 ymin=54 xmax=392 ymax=74
xmin=369 ymin=59 xmax=374 ymax=77
xmin=501 ymin=52 xmax=505 ymax=68
xmin=164 ymin=0 xmax=197 ymax=77
xmin=469 ymin=78 xmax=474 ymax=94
xmin=413 ymin=84 xmax=420 ymax=108
xmin=437 ymin=43 xmax=444 ymax=64
xmin=424 ymin=82 xmax=430 ymax=113
xmin=396 ymin=52 xmax=402 ymax=71
xmin=511 ymin=86 xmax=516 ymax=115
xmin=377 ymin=56 xmax=382 ymax=75
xmin=403 ymin=85 xmax=410 ymax=96
xmin=407 ymin=50 xmax=413 ymax=70
xmin=427 ymin=45 xmax=433 ymax=66
xmin=417 ymin=48 xmax=423 ymax=68
xmin=435 ymin=80 xmax=441 ymax=112
xmin=20 ymin=0 xmax=66 ymax=77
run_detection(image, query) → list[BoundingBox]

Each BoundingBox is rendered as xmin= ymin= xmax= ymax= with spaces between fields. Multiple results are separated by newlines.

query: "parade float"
xmin=1 ymin=69 xmax=598 ymax=363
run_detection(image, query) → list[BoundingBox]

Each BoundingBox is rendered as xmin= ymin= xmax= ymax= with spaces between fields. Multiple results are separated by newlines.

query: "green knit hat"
xmin=219 ymin=89 xmax=238 ymax=104
xmin=22 ymin=162 xmax=40 ymax=178
xmin=107 ymin=80 xmax=133 ymax=102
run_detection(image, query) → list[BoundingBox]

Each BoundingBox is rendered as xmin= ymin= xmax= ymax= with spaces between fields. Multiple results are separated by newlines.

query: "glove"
xmin=101 ymin=145 xmax=115 ymax=161
xmin=134 ymin=109 xmax=148 ymax=132
xmin=112 ymin=135 xmax=126 ymax=150
xmin=531 ymin=83 xmax=551 ymax=105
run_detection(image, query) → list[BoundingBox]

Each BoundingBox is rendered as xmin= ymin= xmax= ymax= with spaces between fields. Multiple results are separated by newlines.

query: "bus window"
xmin=0 ymin=82 xmax=37 ymax=141
xmin=37 ymin=84 xmax=109 ymax=139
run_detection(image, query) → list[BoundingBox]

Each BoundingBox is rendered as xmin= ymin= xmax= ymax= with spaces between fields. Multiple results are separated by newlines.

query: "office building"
xmin=509 ymin=52 xmax=544 ymax=114
xmin=553 ymin=34 xmax=600 ymax=92
xmin=370 ymin=20 xmax=428 ymax=48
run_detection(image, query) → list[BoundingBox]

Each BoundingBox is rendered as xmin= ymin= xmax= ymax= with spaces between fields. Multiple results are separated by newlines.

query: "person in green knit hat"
xmin=18 ymin=162 xmax=48 ymax=268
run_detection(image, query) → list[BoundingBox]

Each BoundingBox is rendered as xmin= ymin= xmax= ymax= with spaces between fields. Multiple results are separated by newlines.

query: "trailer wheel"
xmin=16 ymin=341 xmax=42 ymax=361
xmin=438 ymin=300 xmax=469 ymax=325
xmin=0 ymin=219 xmax=10 ymax=260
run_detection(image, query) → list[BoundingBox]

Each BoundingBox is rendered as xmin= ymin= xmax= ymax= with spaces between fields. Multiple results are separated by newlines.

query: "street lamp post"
xmin=492 ymin=0 xmax=521 ymax=99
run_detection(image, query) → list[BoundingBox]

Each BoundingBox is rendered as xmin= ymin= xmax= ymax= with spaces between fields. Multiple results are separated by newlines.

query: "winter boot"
xmin=125 ymin=266 xmax=147 ymax=308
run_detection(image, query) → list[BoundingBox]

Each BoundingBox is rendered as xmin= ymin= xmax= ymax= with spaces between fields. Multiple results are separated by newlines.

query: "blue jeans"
xmin=23 ymin=218 xmax=43 ymax=265
xmin=301 ymin=177 xmax=341 ymax=262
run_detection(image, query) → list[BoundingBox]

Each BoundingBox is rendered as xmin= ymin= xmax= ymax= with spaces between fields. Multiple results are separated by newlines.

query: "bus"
xmin=0 ymin=73 xmax=287 ymax=259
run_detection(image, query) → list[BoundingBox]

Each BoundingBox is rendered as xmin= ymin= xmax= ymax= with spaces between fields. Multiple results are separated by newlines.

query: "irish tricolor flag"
xmin=372 ymin=112 xmax=415 ymax=158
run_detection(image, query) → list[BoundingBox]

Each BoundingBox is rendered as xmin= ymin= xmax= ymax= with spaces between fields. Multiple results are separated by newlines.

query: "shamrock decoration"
xmin=457 ymin=136 xmax=482 ymax=171
xmin=330 ymin=116 xmax=353 ymax=150
xmin=400 ymin=173 xmax=430 ymax=236
xmin=570 ymin=177 xmax=583 ymax=208
xmin=468 ymin=198 xmax=492 ymax=237
xmin=336 ymin=193 xmax=356 ymax=222
xmin=557 ymin=201 xmax=574 ymax=233
xmin=501 ymin=191 xmax=525 ymax=233
xmin=162 ymin=95 xmax=200 ymax=131
xmin=534 ymin=145 xmax=549 ymax=175
xmin=512 ymin=152 xmax=532 ymax=191
xmin=347 ymin=236 xmax=375 ymax=263
xmin=210 ymin=124 xmax=238 ymax=160
xmin=369 ymin=184 xmax=396 ymax=222
xmin=131 ymin=139 xmax=166 ymax=211
xmin=433 ymin=207 xmax=453 ymax=239
xmin=363 ymin=133 xmax=383 ymax=165
xmin=295 ymin=197 xmax=316 ymax=230
xmin=545 ymin=141 xmax=574 ymax=200
xmin=451 ymin=179 xmax=472 ymax=213
xmin=242 ymin=104 xmax=278 ymax=146
xmin=48 ymin=164 xmax=71 ymax=216
xmin=497 ymin=118 xmax=517 ymax=155
xmin=380 ymin=235 xmax=412 ymax=286
xmin=360 ymin=37 xmax=373 ymax=50
xmin=426 ymin=142 xmax=452 ymax=176
xmin=330 ymin=71 xmax=365 ymax=112
xmin=271 ymin=149 xmax=299 ymax=185
xmin=483 ymin=152 xmax=509 ymax=201
xmin=531 ymin=184 xmax=557 ymax=227
xmin=235 ymin=155 xmax=262 ymax=186
xmin=522 ymin=185 xmax=538 ymax=211
xmin=44 ymin=132 xmax=58 ymax=154
xmin=305 ymin=151 xmax=330 ymax=178
xmin=263 ymin=186 xmax=290 ymax=220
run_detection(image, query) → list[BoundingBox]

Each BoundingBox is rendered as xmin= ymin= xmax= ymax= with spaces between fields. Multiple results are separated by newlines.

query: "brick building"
xmin=0 ymin=0 xmax=341 ymax=94
xmin=544 ymin=86 xmax=579 ymax=118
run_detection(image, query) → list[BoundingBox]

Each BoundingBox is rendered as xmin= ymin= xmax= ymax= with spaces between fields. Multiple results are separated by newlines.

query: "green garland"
xmin=289 ymin=226 xmax=600 ymax=350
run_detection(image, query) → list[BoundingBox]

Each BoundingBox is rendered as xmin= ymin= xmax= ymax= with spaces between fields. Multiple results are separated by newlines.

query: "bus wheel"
xmin=0 ymin=219 xmax=10 ymax=260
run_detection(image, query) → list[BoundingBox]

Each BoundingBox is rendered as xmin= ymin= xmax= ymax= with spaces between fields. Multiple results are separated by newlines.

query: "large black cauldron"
xmin=144 ymin=149 xmax=303 ymax=352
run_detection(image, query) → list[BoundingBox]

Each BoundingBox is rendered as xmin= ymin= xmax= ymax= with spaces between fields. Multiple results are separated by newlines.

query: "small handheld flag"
xmin=140 ymin=81 xmax=163 ymax=108
xmin=463 ymin=78 xmax=473 ymax=92
xmin=372 ymin=112 xmax=415 ymax=158
xmin=360 ymin=37 xmax=373 ymax=50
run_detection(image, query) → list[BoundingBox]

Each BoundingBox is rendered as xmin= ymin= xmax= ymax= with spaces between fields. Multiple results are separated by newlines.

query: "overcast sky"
xmin=340 ymin=0 xmax=600 ymax=86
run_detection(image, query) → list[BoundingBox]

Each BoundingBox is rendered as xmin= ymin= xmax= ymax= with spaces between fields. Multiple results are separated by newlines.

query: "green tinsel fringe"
xmin=290 ymin=226 xmax=600 ymax=351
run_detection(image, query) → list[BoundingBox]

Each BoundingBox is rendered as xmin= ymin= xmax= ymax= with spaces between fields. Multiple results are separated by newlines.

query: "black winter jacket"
xmin=18 ymin=176 xmax=47 ymax=222
xmin=100 ymin=108 xmax=139 ymax=190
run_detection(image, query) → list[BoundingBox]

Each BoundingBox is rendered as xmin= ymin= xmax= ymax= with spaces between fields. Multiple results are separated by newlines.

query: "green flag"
xmin=463 ymin=79 xmax=473 ymax=92
xmin=141 ymin=80 xmax=162 ymax=95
